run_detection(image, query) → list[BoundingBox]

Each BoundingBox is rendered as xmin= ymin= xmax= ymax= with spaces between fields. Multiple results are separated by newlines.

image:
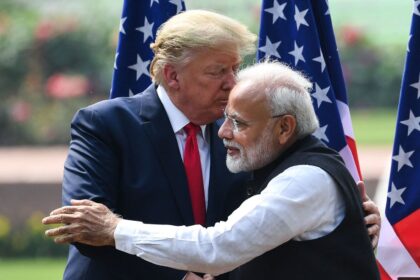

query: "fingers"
xmin=71 ymin=199 xmax=97 ymax=206
xmin=184 ymin=272 xmax=215 ymax=280
xmin=47 ymin=200 xmax=99 ymax=216
xmin=53 ymin=233 xmax=79 ymax=244
xmin=363 ymin=205 xmax=380 ymax=249
xmin=48 ymin=201 xmax=108 ymax=217
xmin=45 ymin=223 xmax=81 ymax=237
xmin=357 ymin=181 xmax=367 ymax=201
xmin=364 ymin=213 xmax=380 ymax=227
xmin=362 ymin=200 xmax=380 ymax=220
xmin=367 ymin=223 xmax=380 ymax=249
xmin=42 ymin=212 xmax=87 ymax=225
xmin=361 ymin=198 xmax=381 ymax=249
xmin=184 ymin=272 xmax=204 ymax=280
xmin=49 ymin=205 xmax=86 ymax=216
xmin=367 ymin=224 xmax=380 ymax=236
xmin=370 ymin=233 xmax=379 ymax=249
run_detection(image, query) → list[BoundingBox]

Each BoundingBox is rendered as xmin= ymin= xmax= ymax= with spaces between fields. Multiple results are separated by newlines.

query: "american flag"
xmin=257 ymin=0 xmax=361 ymax=182
xmin=110 ymin=0 xmax=185 ymax=98
xmin=376 ymin=2 xmax=420 ymax=279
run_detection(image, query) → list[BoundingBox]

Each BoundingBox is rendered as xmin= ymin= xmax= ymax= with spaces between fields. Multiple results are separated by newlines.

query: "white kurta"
xmin=115 ymin=165 xmax=345 ymax=275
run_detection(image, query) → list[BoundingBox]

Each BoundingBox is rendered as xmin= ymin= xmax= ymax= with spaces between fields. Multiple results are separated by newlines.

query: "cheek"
xmin=233 ymin=136 xmax=249 ymax=150
xmin=240 ymin=133 xmax=261 ymax=149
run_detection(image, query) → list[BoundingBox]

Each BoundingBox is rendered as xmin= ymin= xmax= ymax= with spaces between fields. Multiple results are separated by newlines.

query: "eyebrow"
xmin=225 ymin=110 xmax=246 ymax=122
xmin=204 ymin=64 xmax=225 ymax=71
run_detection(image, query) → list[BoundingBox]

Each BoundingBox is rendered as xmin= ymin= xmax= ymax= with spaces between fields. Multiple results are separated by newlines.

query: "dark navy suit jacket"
xmin=62 ymin=84 xmax=249 ymax=279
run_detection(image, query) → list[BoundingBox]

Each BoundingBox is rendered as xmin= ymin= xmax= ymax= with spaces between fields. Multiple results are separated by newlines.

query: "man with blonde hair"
xmin=45 ymin=61 xmax=380 ymax=279
xmin=60 ymin=10 xmax=256 ymax=280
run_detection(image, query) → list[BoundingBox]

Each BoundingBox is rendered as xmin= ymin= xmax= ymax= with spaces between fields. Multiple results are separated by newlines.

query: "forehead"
xmin=190 ymin=47 xmax=241 ymax=67
xmin=227 ymin=82 xmax=269 ymax=118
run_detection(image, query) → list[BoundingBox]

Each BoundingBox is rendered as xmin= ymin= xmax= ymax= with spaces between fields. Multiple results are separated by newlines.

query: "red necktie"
xmin=183 ymin=123 xmax=206 ymax=225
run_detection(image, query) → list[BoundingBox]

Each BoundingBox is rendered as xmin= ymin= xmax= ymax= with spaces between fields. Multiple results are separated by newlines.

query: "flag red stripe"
xmin=393 ymin=209 xmax=420 ymax=267
xmin=377 ymin=260 xmax=392 ymax=280
xmin=345 ymin=135 xmax=362 ymax=180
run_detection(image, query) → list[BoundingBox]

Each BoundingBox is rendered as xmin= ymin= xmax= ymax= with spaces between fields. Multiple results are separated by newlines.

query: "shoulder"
xmin=265 ymin=165 xmax=337 ymax=198
xmin=74 ymin=90 xmax=158 ymax=124
xmin=82 ymin=96 xmax=139 ymax=115
xmin=79 ymin=84 xmax=158 ymax=116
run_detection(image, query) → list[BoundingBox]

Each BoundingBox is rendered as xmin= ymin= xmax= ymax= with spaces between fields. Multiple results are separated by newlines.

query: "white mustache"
xmin=223 ymin=140 xmax=242 ymax=150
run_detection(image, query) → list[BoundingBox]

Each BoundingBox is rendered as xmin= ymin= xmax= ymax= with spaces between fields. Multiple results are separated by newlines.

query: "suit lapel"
xmin=138 ymin=85 xmax=195 ymax=225
xmin=206 ymin=121 xmax=228 ymax=226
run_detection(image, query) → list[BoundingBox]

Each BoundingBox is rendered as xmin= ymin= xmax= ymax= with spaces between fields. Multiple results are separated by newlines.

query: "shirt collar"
xmin=157 ymin=85 xmax=207 ymax=137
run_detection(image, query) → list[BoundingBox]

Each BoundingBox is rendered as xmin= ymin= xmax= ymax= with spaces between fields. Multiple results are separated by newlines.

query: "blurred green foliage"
xmin=0 ymin=212 xmax=67 ymax=258
xmin=0 ymin=0 xmax=116 ymax=145
xmin=352 ymin=108 xmax=397 ymax=146
xmin=336 ymin=26 xmax=405 ymax=108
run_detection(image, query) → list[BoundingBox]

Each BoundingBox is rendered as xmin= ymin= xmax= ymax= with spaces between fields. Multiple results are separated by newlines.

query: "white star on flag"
xmin=311 ymin=83 xmax=331 ymax=108
xmin=325 ymin=0 xmax=330 ymax=15
xmin=294 ymin=6 xmax=309 ymax=30
xmin=414 ymin=0 xmax=420 ymax=16
xmin=136 ymin=17 xmax=155 ymax=43
xmin=264 ymin=1 xmax=287 ymax=24
xmin=312 ymin=48 xmax=326 ymax=73
xmin=119 ymin=17 xmax=127 ymax=35
xmin=288 ymin=41 xmax=305 ymax=66
xmin=169 ymin=0 xmax=183 ymax=14
xmin=257 ymin=0 xmax=363 ymax=189
xmin=409 ymin=73 xmax=420 ymax=98
xmin=114 ymin=53 xmax=119 ymax=70
xmin=313 ymin=125 xmax=329 ymax=143
xmin=392 ymin=145 xmax=415 ymax=171
xmin=400 ymin=110 xmax=420 ymax=136
xmin=128 ymin=55 xmax=150 ymax=80
xmin=110 ymin=0 xmax=185 ymax=97
xmin=387 ymin=183 xmax=407 ymax=208
xmin=259 ymin=37 xmax=282 ymax=59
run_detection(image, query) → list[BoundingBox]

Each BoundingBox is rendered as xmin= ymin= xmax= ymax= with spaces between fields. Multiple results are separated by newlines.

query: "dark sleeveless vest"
xmin=230 ymin=135 xmax=379 ymax=280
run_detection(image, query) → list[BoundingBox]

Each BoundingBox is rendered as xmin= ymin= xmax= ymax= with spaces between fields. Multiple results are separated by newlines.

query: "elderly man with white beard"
xmin=43 ymin=61 xmax=380 ymax=280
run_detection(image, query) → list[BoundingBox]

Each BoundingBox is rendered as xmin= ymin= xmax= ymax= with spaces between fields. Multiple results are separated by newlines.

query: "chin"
xmin=226 ymin=157 xmax=249 ymax=173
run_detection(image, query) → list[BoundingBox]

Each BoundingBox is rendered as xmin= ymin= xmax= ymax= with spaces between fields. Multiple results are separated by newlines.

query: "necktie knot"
xmin=184 ymin=123 xmax=201 ymax=136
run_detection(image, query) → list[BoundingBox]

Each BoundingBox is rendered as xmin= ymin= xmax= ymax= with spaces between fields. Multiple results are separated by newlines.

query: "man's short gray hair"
xmin=150 ymin=10 xmax=257 ymax=84
xmin=237 ymin=61 xmax=319 ymax=138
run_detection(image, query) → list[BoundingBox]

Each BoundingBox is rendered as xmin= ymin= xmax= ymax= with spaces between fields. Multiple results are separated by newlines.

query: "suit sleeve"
xmin=63 ymin=106 xmax=120 ymax=257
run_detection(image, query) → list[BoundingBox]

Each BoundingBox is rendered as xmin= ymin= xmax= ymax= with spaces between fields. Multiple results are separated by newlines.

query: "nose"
xmin=218 ymin=118 xmax=234 ymax=140
xmin=221 ymin=71 xmax=237 ymax=92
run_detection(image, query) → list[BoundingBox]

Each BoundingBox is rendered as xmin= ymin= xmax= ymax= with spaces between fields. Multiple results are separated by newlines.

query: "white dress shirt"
xmin=157 ymin=86 xmax=210 ymax=207
xmin=114 ymin=164 xmax=345 ymax=275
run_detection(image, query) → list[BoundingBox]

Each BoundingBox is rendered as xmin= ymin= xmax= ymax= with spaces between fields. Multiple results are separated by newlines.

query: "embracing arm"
xmin=44 ymin=166 xmax=340 ymax=275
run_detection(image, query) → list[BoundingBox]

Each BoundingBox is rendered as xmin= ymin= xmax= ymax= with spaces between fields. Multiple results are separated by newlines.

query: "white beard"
xmin=224 ymin=125 xmax=279 ymax=173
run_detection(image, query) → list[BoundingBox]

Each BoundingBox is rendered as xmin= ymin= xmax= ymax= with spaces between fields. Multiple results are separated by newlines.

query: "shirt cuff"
xmin=114 ymin=219 xmax=144 ymax=255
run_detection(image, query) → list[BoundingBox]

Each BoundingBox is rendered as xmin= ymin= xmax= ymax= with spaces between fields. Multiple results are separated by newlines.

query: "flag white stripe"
xmin=377 ymin=215 xmax=420 ymax=279
xmin=376 ymin=162 xmax=420 ymax=279
xmin=336 ymin=100 xmax=355 ymax=139
xmin=338 ymin=145 xmax=360 ymax=182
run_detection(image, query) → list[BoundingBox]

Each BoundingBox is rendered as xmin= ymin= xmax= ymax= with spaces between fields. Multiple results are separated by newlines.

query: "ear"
xmin=276 ymin=115 xmax=297 ymax=145
xmin=163 ymin=64 xmax=180 ymax=90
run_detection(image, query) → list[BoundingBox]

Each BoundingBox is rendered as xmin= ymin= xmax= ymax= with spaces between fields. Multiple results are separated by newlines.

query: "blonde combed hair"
xmin=150 ymin=10 xmax=257 ymax=84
